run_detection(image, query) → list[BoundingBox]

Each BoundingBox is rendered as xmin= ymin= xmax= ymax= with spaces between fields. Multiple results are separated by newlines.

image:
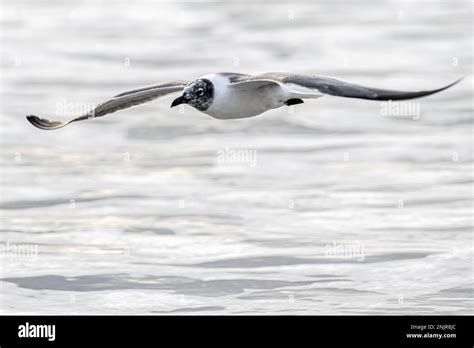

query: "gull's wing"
xmin=26 ymin=81 xmax=189 ymax=130
xmin=228 ymin=79 xmax=281 ymax=90
xmin=234 ymin=73 xmax=462 ymax=101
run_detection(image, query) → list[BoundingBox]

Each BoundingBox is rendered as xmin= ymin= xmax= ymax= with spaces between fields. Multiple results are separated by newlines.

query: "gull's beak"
xmin=170 ymin=95 xmax=189 ymax=108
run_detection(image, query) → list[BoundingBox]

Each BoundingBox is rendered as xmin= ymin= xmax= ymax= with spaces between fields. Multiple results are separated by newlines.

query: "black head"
xmin=171 ymin=78 xmax=214 ymax=111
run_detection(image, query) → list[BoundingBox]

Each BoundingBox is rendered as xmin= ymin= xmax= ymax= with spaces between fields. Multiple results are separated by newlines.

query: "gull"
xmin=26 ymin=72 xmax=462 ymax=130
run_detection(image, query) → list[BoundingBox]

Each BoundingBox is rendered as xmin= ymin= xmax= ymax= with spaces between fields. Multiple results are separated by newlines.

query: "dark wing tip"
xmin=26 ymin=115 xmax=67 ymax=130
xmin=431 ymin=76 xmax=464 ymax=94
xmin=375 ymin=77 xmax=464 ymax=101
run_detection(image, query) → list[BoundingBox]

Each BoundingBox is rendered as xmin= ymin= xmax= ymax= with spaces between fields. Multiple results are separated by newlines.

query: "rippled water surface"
xmin=1 ymin=0 xmax=472 ymax=314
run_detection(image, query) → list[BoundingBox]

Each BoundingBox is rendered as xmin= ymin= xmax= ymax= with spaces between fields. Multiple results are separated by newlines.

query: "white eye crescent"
xmin=196 ymin=88 xmax=204 ymax=96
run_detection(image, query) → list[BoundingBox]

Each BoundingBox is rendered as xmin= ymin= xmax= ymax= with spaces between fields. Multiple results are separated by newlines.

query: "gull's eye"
xmin=196 ymin=88 xmax=204 ymax=96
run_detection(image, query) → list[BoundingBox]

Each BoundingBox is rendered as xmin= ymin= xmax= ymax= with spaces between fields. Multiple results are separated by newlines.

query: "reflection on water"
xmin=0 ymin=0 xmax=472 ymax=314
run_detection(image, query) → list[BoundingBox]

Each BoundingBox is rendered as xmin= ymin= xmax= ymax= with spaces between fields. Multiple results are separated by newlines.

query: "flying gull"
xmin=26 ymin=72 xmax=462 ymax=130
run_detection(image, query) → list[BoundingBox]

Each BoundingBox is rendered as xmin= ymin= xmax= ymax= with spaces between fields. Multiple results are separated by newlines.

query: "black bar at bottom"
xmin=0 ymin=315 xmax=472 ymax=346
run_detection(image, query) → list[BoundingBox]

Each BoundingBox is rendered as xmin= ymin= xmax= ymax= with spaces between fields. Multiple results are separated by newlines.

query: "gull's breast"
xmin=202 ymin=75 xmax=288 ymax=119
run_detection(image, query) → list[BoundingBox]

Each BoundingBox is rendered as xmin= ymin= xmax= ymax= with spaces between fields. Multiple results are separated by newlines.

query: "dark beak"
xmin=170 ymin=95 xmax=189 ymax=108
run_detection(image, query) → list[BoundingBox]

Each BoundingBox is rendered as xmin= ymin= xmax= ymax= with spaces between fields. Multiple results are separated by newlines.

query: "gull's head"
xmin=171 ymin=78 xmax=214 ymax=111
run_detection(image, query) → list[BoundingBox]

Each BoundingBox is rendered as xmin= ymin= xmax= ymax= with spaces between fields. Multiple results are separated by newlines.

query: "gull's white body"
xmin=201 ymin=73 xmax=322 ymax=119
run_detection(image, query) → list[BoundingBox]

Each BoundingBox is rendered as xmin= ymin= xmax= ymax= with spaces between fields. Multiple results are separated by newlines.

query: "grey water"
xmin=0 ymin=0 xmax=472 ymax=314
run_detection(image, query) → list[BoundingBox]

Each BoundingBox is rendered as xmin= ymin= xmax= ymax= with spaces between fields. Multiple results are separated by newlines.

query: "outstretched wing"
xmin=234 ymin=73 xmax=462 ymax=101
xmin=26 ymin=81 xmax=189 ymax=130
